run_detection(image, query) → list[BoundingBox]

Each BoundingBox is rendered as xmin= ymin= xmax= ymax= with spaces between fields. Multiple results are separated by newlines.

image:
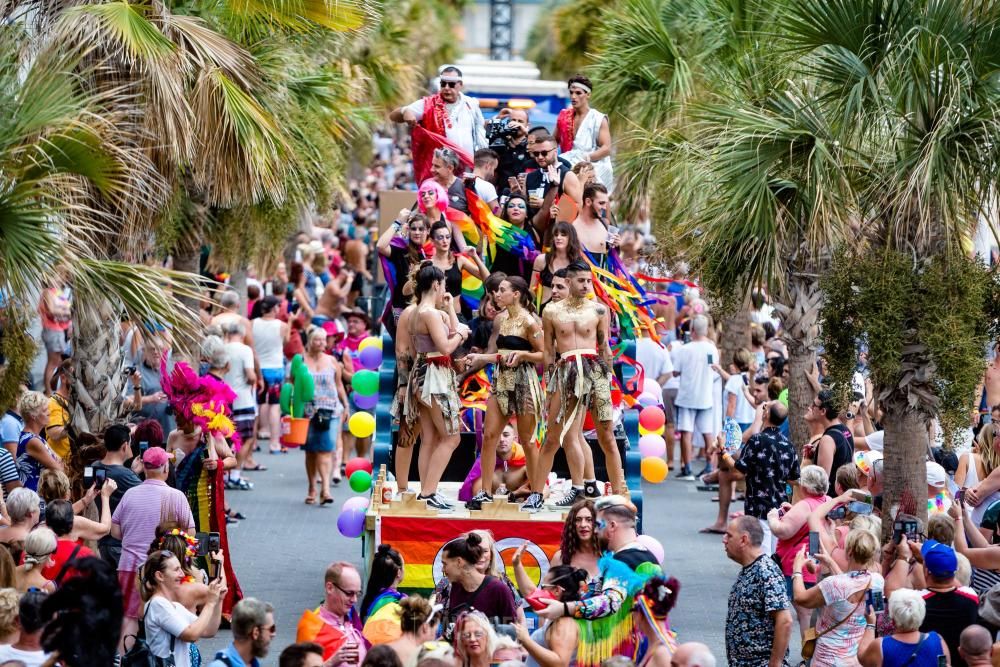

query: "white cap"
xmin=926 ymin=461 xmax=947 ymax=488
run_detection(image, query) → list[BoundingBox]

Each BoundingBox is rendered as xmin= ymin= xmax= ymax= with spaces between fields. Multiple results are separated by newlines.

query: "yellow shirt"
xmin=46 ymin=396 xmax=71 ymax=462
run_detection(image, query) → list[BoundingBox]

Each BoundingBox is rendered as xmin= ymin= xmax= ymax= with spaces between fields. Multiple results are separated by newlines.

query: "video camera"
xmin=486 ymin=116 xmax=521 ymax=148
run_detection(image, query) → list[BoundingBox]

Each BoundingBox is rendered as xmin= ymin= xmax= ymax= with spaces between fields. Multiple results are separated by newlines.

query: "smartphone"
xmin=124 ymin=366 xmax=136 ymax=377
xmin=847 ymin=500 xmax=874 ymax=515
xmin=94 ymin=468 xmax=107 ymax=489
xmin=139 ymin=441 xmax=149 ymax=456
xmin=867 ymin=589 xmax=885 ymax=614
xmin=893 ymin=518 xmax=920 ymax=544
xmin=196 ymin=532 xmax=220 ymax=557
xmin=808 ymin=531 xmax=821 ymax=556
xmin=850 ymin=489 xmax=873 ymax=502
xmin=828 ymin=506 xmax=848 ymax=520
xmin=956 ymin=488 xmax=967 ymax=505
xmin=82 ymin=466 xmax=94 ymax=488
xmin=707 ymin=354 xmax=714 ymax=365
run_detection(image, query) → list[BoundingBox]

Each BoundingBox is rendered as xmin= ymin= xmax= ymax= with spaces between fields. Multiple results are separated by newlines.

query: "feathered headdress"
xmin=160 ymin=358 xmax=239 ymax=444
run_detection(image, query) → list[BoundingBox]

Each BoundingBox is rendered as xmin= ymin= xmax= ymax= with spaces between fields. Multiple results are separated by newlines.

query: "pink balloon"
xmin=343 ymin=496 xmax=370 ymax=512
xmin=642 ymin=378 xmax=662 ymax=398
xmin=637 ymin=534 xmax=665 ymax=565
xmin=639 ymin=406 xmax=666 ymax=431
xmin=638 ymin=434 xmax=667 ymax=458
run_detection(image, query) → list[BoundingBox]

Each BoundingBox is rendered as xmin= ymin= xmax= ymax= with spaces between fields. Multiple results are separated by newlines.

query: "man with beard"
xmin=573 ymin=182 xmax=619 ymax=266
xmin=208 ymin=598 xmax=276 ymax=667
xmin=492 ymin=107 xmax=532 ymax=188
xmin=523 ymin=134 xmax=582 ymax=236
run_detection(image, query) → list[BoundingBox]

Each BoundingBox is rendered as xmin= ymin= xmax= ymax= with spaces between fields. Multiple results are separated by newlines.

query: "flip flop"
xmin=304 ymin=495 xmax=317 ymax=505
xmin=699 ymin=527 xmax=726 ymax=534
xmin=244 ymin=464 xmax=268 ymax=471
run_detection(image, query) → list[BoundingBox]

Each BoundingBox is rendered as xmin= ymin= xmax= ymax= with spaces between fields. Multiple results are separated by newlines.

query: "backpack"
xmin=121 ymin=616 xmax=176 ymax=667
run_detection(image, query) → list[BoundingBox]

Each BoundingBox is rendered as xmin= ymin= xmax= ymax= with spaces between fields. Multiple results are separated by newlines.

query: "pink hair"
xmin=418 ymin=179 xmax=449 ymax=213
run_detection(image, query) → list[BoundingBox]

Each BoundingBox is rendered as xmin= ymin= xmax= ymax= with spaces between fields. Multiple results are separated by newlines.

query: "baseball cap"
xmin=142 ymin=446 xmax=170 ymax=468
xmin=921 ymin=539 xmax=958 ymax=578
xmin=854 ymin=450 xmax=883 ymax=476
xmin=926 ymin=461 xmax=947 ymax=488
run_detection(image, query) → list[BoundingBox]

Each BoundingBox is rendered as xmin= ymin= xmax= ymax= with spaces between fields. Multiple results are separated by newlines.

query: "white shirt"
xmin=145 ymin=596 xmax=198 ymax=667
xmin=223 ymin=341 xmax=256 ymax=410
xmin=664 ymin=342 xmax=680 ymax=390
xmin=0 ymin=645 xmax=49 ymax=667
xmin=724 ymin=373 xmax=756 ymax=424
xmin=673 ymin=339 xmax=719 ymax=410
xmin=475 ymin=177 xmax=498 ymax=206
xmin=636 ymin=337 xmax=673 ymax=385
xmin=404 ymin=93 xmax=487 ymax=157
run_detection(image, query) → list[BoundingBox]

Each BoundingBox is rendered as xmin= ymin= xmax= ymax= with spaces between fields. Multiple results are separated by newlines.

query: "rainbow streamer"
xmin=465 ymin=189 xmax=537 ymax=268
xmin=583 ymin=249 xmax=660 ymax=344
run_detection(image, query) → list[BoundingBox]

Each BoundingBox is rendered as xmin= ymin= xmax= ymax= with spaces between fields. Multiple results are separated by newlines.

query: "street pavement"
xmin=199 ymin=449 xmax=798 ymax=664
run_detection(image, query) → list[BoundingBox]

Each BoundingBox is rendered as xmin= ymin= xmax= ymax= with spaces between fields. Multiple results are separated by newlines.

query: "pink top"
xmin=318 ymin=605 xmax=367 ymax=667
xmin=774 ymin=495 xmax=829 ymax=581
xmin=112 ymin=480 xmax=194 ymax=572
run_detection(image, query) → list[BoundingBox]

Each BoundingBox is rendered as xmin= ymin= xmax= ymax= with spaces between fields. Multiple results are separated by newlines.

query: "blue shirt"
xmin=0 ymin=411 xmax=21 ymax=448
xmin=207 ymin=644 xmax=259 ymax=667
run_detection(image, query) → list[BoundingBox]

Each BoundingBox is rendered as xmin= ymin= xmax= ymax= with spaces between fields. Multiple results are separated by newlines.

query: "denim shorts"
xmin=303 ymin=416 xmax=339 ymax=453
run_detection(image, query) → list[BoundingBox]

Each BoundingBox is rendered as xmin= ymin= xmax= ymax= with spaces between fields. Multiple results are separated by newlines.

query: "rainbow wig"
xmin=160 ymin=358 xmax=239 ymax=446
xmin=418 ymin=179 xmax=449 ymax=213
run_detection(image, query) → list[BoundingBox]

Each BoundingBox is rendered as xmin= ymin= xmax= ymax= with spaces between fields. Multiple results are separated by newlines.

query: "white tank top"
xmin=253 ymin=318 xmax=284 ymax=369
xmin=963 ymin=451 xmax=1000 ymax=526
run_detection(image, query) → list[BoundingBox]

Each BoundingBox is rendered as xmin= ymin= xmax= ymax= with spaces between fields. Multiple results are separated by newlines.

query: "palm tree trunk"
xmin=776 ymin=273 xmax=823 ymax=450
xmin=172 ymin=245 xmax=202 ymax=313
xmin=880 ymin=399 xmax=930 ymax=542
xmin=72 ymin=298 xmax=124 ymax=433
xmin=718 ymin=310 xmax=750 ymax=368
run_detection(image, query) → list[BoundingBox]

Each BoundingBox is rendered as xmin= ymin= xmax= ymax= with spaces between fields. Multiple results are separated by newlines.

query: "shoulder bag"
xmin=801 ymin=578 xmax=871 ymax=660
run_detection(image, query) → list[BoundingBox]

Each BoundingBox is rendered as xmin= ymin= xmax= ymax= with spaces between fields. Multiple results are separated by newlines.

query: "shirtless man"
xmin=979 ymin=342 xmax=1000 ymax=426
xmin=572 ymin=183 xmax=620 ymax=265
xmin=313 ymin=271 xmax=352 ymax=325
xmin=522 ymin=261 xmax=626 ymax=512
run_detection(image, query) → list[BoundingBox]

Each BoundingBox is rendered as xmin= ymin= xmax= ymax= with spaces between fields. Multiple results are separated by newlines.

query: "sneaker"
xmin=676 ymin=466 xmax=695 ymax=481
xmin=548 ymin=486 xmax=583 ymax=509
xmin=465 ymin=491 xmax=493 ymax=511
xmin=225 ymin=478 xmax=254 ymax=491
xmin=433 ymin=492 xmax=455 ymax=507
xmin=694 ymin=465 xmax=713 ymax=478
xmin=583 ymin=480 xmax=601 ymax=499
xmin=418 ymin=493 xmax=454 ymax=512
xmin=520 ymin=492 xmax=544 ymax=513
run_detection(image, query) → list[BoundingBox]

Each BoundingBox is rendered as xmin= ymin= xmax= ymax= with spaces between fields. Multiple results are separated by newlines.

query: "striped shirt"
xmin=0 ymin=447 xmax=19 ymax=494
xmin=112 ymin=480 xmax=194 ymax=573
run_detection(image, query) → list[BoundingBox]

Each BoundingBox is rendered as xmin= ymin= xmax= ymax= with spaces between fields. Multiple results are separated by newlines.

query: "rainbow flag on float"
xmin=375 ymin=515 xmax=563 ymax=595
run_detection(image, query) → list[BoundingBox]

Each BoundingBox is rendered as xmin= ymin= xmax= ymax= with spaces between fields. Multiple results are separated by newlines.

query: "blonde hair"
xmin=0 ymin=588 xmax=18 ymax=638
xmin=845 ymin=528 xmax=880 ymax=568
xmin=22 ymin=527 xmax=56 ymax=571
xmin=469 ymin=530 xmax=502 ymax=578
xmin=956 ymin=552 xmax=972 ymax=587
xmin=977 ymin=424 xmax=1000 ymax=477
xmin=454 ymin=611 xmax=498 ymax=661
xmin=849 ymin=514 xmax=882 ymax=537
xmin=38 ymin=469 xmax=71 ymax=504
xmin=17 ymin=391 xmax=49 ymax=421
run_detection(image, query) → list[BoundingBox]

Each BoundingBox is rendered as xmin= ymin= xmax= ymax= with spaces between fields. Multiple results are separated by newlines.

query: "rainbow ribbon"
xmin=465 ymin=189 xmax=537 ymax=267
xmin=583 ymin=249 xmax=660 ymax=344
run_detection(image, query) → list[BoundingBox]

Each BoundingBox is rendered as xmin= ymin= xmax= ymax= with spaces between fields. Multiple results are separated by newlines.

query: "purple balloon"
xmin=337 ymin=505 xmax=366 ymax=538
xmin=359 ymin=346 xmax=383 ymax=370
xmin=354 ymin=392 xmax=378 ymax=410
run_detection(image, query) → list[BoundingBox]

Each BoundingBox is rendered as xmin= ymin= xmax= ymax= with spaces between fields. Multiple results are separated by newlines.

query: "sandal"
xmin=243 ymin=463 xmax=268 ymax=471
xmin=304 ymin=490 xmax=317 ymax=505
xmin=320 ymin=495 xmax=334 ymax=506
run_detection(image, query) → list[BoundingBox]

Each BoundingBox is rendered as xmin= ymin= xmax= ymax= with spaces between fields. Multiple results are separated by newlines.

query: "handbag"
xmin=311 ymin=408 xmax=334 ymax=432
xmin=801 ymin=577 xmax=871 ymax=660
xmin=121 ymin=617 xmax=176 ymax=667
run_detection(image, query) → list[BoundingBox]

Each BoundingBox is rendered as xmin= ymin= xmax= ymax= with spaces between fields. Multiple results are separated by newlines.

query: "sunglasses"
xmin=530 ymin=149 xmax=553 ymax=157
xmin=334 ymin=582 xmax=360 ymax=598
xmin=440 ymin=80 xmax=461 ymax=88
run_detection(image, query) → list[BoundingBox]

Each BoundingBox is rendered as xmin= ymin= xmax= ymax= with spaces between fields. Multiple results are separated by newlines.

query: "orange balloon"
xmin=641 ymin=457 xmax=668 ymax=484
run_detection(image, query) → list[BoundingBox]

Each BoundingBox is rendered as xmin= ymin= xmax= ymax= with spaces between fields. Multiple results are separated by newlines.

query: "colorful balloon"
xmin=638 ymin=424 xmax=666 ymax=437
xmin=637 ymin=392 xmax=660 ymax=407
xmin=638 ymin=406 xmax=666 ymax=432
xmin=359 ymin=346 xmax=383 ymax=370
xmin=635 ymin=561 xmax=664 ymax=577
xmin=351 ymin=370 xmax=379 ymax=396
xmin=343 ymin=496 xmax=370 ymax=512
xmin=349 ymin=412 xmax=376 ymax=439
xmin=337 ymin=504 xmax=366 ymax=538
xmin=642 ymin=378 xmax=662 ymax=398
xmin=358 ymin=336 xmax=382 ymax=352
xmin=354 ymin=392 xmax=378 ymax=410
xmin=638 ymin=434 xmax=667 ymax=458
xmin=636 ymin=534 xmax=665 ymax=564
xmin=345 ymin=457 xmax=373 ymax=478
xmin=349 ymin=469 xmax=373 ymax=493
xmin=641 ymin=456 xmax=668 ymax=484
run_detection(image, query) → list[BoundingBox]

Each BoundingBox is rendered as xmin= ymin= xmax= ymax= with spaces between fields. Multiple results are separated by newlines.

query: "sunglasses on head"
xmin=440 ymin=80 xmax=461 ymax=88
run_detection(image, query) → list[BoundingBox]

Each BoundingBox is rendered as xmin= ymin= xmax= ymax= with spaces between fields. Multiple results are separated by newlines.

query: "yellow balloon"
xmin=349 ymin=411 xmax=376 ymax=439
xmin=641 ymin=457 xmax=668 ymax=484
xmin=638 ymin=425 xmax=666 ymax=436
xmin=358 ymin=336 xmax=382 ymax=352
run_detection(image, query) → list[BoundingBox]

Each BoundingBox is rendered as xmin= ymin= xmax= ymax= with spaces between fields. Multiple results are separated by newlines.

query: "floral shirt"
xmin=726 ymin=554 xmax=789 ymax=667
xmin=735 ymin=426 xmax=800 ymax=519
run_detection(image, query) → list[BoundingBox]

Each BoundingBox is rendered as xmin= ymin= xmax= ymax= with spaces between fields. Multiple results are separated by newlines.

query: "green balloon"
xmin=279 ymin=383 xmax=293 ymax=415
xmin=349 ymin=470 xmax=372 ymax=493
xmin=351 ymin=370 xmax=379 ymax=396
xmin=635 ymin=561 xmax=663 ymax=578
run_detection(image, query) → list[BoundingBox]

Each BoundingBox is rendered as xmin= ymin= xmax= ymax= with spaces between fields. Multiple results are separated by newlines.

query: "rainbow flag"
xmin=376 ymin=515 xmax=564 ymax=595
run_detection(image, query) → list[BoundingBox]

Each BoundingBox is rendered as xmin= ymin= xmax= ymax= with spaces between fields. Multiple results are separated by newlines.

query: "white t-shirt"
xmin=673 ymin=340 xmax=719 ymax=410
xmin=223 ymin=341 xmax=256 ymax=410
xmin=866 ymin=430 xmax=885 ymax=451
xmin=404 ymin=93 xmax=486 ymax=157
xmin=724 ymin=373 xmax=756 ymax=424
xmin=145 ymin=596 xmax=197 ymax=667
xmin=664 ymin=342 xmax=680 ymax=390
xmin=636 ymin=337 xmax=673 ymax=385
xmin=0 ymin=645 xmax=49 ymax=667
xmin=475 ymin=177 xmax=498 ymax=206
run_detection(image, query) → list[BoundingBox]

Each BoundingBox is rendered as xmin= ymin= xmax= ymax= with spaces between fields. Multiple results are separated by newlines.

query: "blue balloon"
xmin=354 ymin=392 xmax=378 ymax=410
xmin=359 ymin=346 xmax=383 ymax=370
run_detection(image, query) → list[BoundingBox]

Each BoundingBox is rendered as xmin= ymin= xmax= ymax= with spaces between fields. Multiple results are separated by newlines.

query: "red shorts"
xmin=119 ymin=570 xmax=141 ymax=619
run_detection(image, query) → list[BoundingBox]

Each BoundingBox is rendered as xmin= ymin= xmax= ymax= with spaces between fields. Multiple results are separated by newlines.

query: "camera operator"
xmin=488 ymin=108 xmax=532 ymax=189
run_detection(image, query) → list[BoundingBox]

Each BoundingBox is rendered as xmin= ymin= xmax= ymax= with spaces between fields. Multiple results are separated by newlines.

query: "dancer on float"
xmin=428 ymin=220 xmax=488 ymax=322
xmin=377 ymin=210 xmax=428 ymax=336
xmin=405 ymin=263 xmax=471 ymax=511
xmin=462 ymin=276 xmax=543 ymax=510
xmin=531 ymin=221 xmax=583 ymax=306
xmin=390 ymin=267 xmax=420 ymax=496
xmin=528 ymin=261 xmax=626 ymax=512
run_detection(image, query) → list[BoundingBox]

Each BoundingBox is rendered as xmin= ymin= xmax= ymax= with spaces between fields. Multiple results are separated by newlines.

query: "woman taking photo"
xmin=377 ymin=211 xmax=429 ymax=335
xmin=428 ymin=220 xmax=488 ymax=322
xmin=514 ymin=566 xmax=589 ymax=667
xmin=531 ymin=222 xmax=582 ymax=306
xmin=462 ymin=277 xmax=542 ymax=510
xmin=792 ymin=528 xmax=885 ymax=666
xmin=15 ymin=391 xmax=63 ymax=491
xmin=768 ymin=465 xmax=830 ymax=635
xmin=404 ymin=264 xmax=470 ymax=512
xmin=302 ymin=327 xmax=350 ymax=506
xmin=452 ymin=610 xmax=498 ymax=667
xmin=385 ymin=595 xmax=438 ymax=666
xmin=441 ymin=532 xmax=516 ymax=629
xmin=140 ymin=549 xmax=227 ymax=667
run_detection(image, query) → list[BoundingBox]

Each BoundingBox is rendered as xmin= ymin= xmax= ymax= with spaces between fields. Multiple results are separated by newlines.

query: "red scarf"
xmin=411 ymin=95 xmax=474 ymax=182
xmin=556 ymin=107 xmax=575 ymax=152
